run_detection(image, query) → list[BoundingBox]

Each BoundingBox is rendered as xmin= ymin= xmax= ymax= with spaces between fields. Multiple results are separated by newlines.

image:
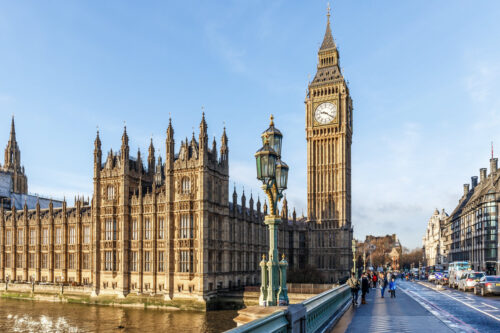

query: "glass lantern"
xmin=275 ymin=160 xmax=289 ymax=190
xmin=261 ymin=115 xmax=283 ymax=157
xmin=255 ymin=141 xmax=278 ymax=181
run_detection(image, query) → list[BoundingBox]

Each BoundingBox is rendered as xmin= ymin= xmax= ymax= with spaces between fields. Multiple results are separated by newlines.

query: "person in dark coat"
xmin=380 ymin=273 xmax=388 ymax=298
xmin=361 ymin=272 xmax=370 ymax=304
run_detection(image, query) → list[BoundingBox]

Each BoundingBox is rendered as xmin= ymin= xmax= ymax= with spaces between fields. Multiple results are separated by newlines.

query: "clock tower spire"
xmin=305 ymin=5 xmax=353 ymax=282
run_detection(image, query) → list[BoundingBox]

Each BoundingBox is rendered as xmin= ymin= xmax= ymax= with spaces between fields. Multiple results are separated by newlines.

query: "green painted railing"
xmin=226 ymin=284 xmax=350 ymax=333
xmin=303 ymin=284 xmax=350 ymax=333
xmin=226 ymin=310 xmax=288 ymax=333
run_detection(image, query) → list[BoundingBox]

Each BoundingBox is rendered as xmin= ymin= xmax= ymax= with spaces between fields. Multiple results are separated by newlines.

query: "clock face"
xmin=314 ymin=102 xmax=337 ymax=124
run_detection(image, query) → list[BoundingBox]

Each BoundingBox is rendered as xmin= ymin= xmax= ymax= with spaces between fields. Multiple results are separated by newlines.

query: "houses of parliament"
xmin=0 ymin=10 xmax=353 ymax=303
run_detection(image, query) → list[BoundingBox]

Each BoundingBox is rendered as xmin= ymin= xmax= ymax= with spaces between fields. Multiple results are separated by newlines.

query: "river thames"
xmin=0 ymin=298 xmax=238 ymax=332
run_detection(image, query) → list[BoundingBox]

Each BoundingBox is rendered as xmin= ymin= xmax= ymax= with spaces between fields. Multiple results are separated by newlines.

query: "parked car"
xmin=434 ymin=272 xmax=443 ymax=284
xmin=428 ymin=273 xmax=436 ymax=282
xmin=440 ymin=271 xmax=449 ymax=285
xmin=474 ymin=276 xmax=500 ymax=296
xmin=458 ymin=271 xmax=485 ymax=291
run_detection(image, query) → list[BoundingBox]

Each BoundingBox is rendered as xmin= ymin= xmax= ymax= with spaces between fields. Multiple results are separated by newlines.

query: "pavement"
xmin=331 ymin=280 xmax=500 ymax=332
xmin=331 ymin=281 xmax=452 ymax=332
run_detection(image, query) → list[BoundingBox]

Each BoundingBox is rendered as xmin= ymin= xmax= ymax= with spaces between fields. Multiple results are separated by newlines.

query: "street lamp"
xmin=255 ymin=115 xmax=289 ymax=306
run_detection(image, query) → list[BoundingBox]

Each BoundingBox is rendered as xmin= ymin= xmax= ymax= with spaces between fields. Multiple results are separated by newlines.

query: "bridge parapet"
xmin=226 ymin=284 xmax=350 ymax=333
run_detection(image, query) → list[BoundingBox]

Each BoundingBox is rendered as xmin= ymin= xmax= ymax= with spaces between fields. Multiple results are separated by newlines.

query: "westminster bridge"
xmin=226 ymin=280 xmax=500 ymax=333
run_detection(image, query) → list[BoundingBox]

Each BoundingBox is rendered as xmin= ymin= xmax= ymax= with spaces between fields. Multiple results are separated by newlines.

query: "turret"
xmin=241 ymin=189 xmax=246 ymax=214
xmin=317 ymin=5 xmax=339 ymax=69
xmin=249 ymin=192 xmax=254 ymax=214
xmin=4 ymin=116 xmax=21 ymax=170
xmin=94 ymin=129 xmax=102 ymax=173
xmin=281 ymin=195 xmax=288 ymax=220
xmin=232 ymin=185 xmax=237 ymax=213
xmin=212 ymin=136 xmax=217 ymax=160
xmin=166 ymin=118 xmax=175 ymax=169
xmin=199 ymin=112 xmax=208 ymax=151
xmin=256 ymin=195 xmax=261 ymax=217
xmin=148 ymin=138 xmax=155 ymax=175
xmin=220 ymin=127 xmax=228 ymax=163
xmin=155 ymin=155 xmax=163 ymax=185
xmin=121 ymin=125 xmax=129 ymax=168
xmin=137 ymin=148 xmax=143 ymax=174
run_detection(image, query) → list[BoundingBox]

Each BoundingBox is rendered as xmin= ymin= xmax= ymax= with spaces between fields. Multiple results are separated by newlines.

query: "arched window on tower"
xmin=107 ymin=185 xmax=115 ymax=200
xmin=182 ymin=177 xmax=191 ymax=194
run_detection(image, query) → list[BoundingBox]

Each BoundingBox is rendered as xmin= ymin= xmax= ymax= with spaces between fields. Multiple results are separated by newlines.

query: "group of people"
xmin=347 ymin=271 xmax=397 ymax=306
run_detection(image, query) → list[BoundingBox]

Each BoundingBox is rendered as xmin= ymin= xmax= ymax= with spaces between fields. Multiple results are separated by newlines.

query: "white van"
xmin=448 ymin=261 xmax=471 ymax=288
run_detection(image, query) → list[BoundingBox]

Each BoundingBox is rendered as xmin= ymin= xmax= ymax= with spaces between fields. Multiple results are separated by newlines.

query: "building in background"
xmin=422 ymin=208 xmax=448 ymax=268
xmin=356 ymin=234 xmax=402 ymax=271
xmin=0 ymin=117 xmax=62 ymax=211
xmin=445 ymin=156 xmax=499 ymax=275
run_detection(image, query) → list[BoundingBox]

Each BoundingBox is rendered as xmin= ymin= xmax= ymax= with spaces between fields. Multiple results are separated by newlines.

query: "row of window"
xmin=3 ymin=252 xmax=91 ymax=270
xmin=128 ymin=251 xmax=165 ymax=272
xmin=130 ymin=218 xmax=165 ymax=240
xmin=3 ymin=226 xmax=91 ymax=246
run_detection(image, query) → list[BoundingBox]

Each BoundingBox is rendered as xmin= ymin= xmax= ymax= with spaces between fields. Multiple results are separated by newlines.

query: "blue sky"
xmin=1 ymin=1 xmax=500 ymax=249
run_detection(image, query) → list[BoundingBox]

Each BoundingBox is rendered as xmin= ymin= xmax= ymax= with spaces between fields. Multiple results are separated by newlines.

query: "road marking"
xmin=481 ymin=302 xmax=498 ymax=310
xmin=416 ymin=282 xmax=500 ymax=322
xmin=399 ymin=286 xmax=480 ymax=333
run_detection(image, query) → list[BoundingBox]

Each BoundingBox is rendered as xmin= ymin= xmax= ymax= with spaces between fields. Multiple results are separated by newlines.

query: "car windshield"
xmin=485 ymin=276 xmax=500 ymax=282
xmin=469 ymin=273 xmax=484 ymax=278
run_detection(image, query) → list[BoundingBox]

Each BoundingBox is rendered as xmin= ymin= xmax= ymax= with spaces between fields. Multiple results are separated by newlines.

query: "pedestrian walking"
xmin=389 ymin=277 xmax=396 ymax=298
xmin=372 ymin=272 xmax=378 ymax=289
xmin=361 ymin=272 xmax=370 ymax=304
xmin=380 ymin=273 xmax=388 ymax=298
xmin=347 ymin=272 xmax=360 ymax=306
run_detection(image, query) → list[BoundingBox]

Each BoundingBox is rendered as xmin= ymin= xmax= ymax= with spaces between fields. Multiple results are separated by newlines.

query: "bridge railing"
xmin=226 ymin=284 xmax=350 ymax=333
xmin=302 ymin=284 xmax=350 ymax=333
xmin=226 ymin=309 xmax=288 ymax=333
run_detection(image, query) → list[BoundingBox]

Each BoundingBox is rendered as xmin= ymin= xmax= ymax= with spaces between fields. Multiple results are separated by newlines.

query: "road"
xmin=399 ymin=280 xmax=500 ymax=332
xmin=332 ymin=280 xmax=500 ymax=332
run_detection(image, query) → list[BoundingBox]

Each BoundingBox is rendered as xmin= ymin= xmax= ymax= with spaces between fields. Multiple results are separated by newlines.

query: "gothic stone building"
xmin=0 ymin=115 xmax=308 ymax=302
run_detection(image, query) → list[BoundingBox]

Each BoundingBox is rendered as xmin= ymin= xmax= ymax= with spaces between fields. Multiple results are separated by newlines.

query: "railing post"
xmin=286 ymin=304 xmax=306 ymax=333
xmin=259 ymin=255 xmax=268 ymax=306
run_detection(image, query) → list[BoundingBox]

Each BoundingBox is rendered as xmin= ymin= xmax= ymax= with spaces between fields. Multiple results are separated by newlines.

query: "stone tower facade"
xmin=1 ymin=117 xmax=28 ymax=194
xmin=305 ymin=9 xmax=353 ymax=281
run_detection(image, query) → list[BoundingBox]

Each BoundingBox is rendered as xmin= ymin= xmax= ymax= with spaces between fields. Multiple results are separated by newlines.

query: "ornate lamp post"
xmin=255 ymin=115 xmax=289 ymax=306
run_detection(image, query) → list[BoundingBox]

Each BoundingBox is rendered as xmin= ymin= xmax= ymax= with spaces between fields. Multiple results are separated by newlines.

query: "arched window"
xmin=107 ymin=185 xmax=115 ymax=200
xmin=182 ymin=177 xmax=191 ymax=194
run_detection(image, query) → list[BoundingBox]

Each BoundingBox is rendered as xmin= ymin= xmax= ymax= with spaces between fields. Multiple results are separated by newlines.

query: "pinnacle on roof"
xmin=149 ymin=137 xmax=155 ymax=153
xmin=121 ymin=124 xmax=129 ymax=146
xmin=320 ymin=4 xmax=336 ymax=51
xmin=94 ymin=128 xmax=101 ymax=149
xmin=10 ymin=115 xmax=16 ymax=142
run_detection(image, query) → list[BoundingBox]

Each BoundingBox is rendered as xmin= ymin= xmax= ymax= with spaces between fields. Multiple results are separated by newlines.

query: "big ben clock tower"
xmin=305 ymin=7 xmax=353 ymax=282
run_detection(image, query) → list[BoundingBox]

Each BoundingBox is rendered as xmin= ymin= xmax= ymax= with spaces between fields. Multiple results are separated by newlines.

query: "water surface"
xmin=0 ymin=298 xmax=238 ymax=332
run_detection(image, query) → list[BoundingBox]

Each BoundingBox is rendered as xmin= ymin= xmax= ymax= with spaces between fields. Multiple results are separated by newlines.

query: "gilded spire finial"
xmin=327 ymin=2 xmax=331 ymax=20
xmin=269 ymin=114 xmax=274 ymax=126
xmin=282 ymin=253 xmax=285 ymax=260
